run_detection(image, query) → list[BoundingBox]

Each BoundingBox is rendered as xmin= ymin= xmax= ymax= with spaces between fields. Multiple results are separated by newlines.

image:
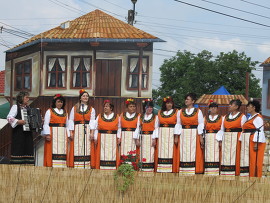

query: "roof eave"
xmin=6 ymin=38 xmax=166 ymax=53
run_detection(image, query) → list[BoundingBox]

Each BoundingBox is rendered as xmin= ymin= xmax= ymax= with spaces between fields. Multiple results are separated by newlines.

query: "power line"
xmin=78 ymin=0 xmax=126 ymax=18
xmin=240 ymin=0 xmax=270 ymax=10
xmin=0 ymin=21 xmax=34 ymax=36
xmin=174 ymin=0 xmax=270 ymax=28
xmin=137 ymin=14 xmax=270 ymax=31
xmin=102 ymin=0 xmax=128 ymax=11
xmin=48 ymin=0 xmax=85 ymax=15
xmin=201 ymin=0 xmax=270 ymax=20
xmin=140 ymin=27 xmax=270 ymax=48
xmin=137 ymin=22 xmax=270 ymax=40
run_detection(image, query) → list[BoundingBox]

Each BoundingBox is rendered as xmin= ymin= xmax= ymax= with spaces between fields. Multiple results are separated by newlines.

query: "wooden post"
xmin=136 ymin=43 xmax=148 ymax=98
xmin=138 ymin=47 xmax=143 ymax=97
xmin=245 ymin=72 xmax=249 ymax=100
xmin=90 ymin=42 xmax=99 ymax=100
xmin=39 ymin=42 xmax=45 ymax=96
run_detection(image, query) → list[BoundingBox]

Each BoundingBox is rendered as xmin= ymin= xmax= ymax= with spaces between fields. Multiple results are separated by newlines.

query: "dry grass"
xmin=1 ymin=165 xmax=270 ymax=203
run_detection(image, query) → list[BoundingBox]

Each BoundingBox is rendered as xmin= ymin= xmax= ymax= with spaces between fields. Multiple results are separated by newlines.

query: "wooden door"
xmin=95 ymin=60 xmax=122 ymax=96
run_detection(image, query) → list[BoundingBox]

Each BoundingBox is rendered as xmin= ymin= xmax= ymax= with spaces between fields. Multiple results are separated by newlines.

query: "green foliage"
xmin=114 ymin=150 xmax=142 ymax=192
xmin=114 ymin=163 xmax=135 ymax=192
xmin=153 ymin=50 xmax=261 ymax=107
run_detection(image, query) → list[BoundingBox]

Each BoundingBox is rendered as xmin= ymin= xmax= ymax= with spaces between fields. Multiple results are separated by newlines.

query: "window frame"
xmin=14 ymin=59 xmax=32 ymax=91
xmin=126 ymin=55 xmax=149 ymax=91
xmin=46 ymin=55 xmax=67 ymax=89
xmin=70 ymin=56 xmax=92 ymax=90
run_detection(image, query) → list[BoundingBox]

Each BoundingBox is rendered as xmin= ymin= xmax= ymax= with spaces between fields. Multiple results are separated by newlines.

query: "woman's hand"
xmin=45 ymin=135 xmax=51 ymax=141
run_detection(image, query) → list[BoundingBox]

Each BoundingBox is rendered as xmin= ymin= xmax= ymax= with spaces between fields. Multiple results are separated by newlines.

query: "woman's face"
xmin=229 ymin=103 xmax=239 ymax=112
xmin=127 ymin=104 xmax=136 ymax=114
xmin=80 ymin=93 xmax=89 ymax=103
xmin=23 ymin=95 xmax=29 ymax=105
xmin=55 ymin=99 xmax=63 ymax=109
xmin=209 ymin=107 xmax=218 ymax=114
xmin=165 ymin=102 xmax=173 ymax=110
xmin=145 ymin=106 xmax=153 ymax=114
xmin=104 ymin=103 xmax=112 ymax=114
xmin=185 ymin=96 xmax=194 ymax=107
xmin=246 ymin=104 xmax=255 ymax=114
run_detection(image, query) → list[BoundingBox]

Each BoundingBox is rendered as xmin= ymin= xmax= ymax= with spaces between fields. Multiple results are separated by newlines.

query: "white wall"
xmin=262 ymin=68 xmax=270 ymax=117
xmin=5 ymin=49 xmax=153 ymax=98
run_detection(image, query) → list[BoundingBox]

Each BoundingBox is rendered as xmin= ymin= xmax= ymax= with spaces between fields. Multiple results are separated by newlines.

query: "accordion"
xmin=21 ymin=108 xmax=43 ymax=133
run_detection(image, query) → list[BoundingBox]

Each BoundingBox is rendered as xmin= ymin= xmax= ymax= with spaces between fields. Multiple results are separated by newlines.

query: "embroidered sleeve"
xmin=68 ymin=107 xmax=75 ymax=131
xmin=7 ymin=105 xmax=19 ymax=128
xmin=252 ymin=116 xmax=265 ymax=143
xmin=41 ymin=109 xmax=51 ymax=136
xmin=174 ymin=109 xmax=182 ymax=135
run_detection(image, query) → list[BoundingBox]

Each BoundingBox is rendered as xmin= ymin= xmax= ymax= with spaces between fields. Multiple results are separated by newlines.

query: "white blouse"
xmin=42 ymin=108 xmax=69 ymax=137
xmin=155 ymin=109 xmax=181 ymax=136
xmin=94 ymin=112 xmax=121 ymax=140
xmin=68 ymin=105 xmax=96 ymax=131
xmin=217 ymin=112 xmax=247 ymax=141
xmin=239 ymin=113 xmax=265 ymax=143
xmin=141 ymin=113 xmax=159 ymax=139
xmin=179 ymin=108 xmax=204 ymax=135
xmin=7 ymin=104 xmax=27 ymax=128
xmin=204 ymin=114 xmax=224 ymax=141
xmin=118 ymin=112 xmax=141 ymax=139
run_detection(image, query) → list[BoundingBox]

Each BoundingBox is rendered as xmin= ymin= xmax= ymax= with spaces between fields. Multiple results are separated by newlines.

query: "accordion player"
xmin=21 ymin=107 xmax=43 ymax=133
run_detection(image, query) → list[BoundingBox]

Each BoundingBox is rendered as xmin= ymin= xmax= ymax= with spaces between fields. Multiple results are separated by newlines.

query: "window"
xmin=71 ymin=56 xmax=92 ymax=89
xmin=15 ymin=59 xmax=32 ymax=91
xmin=46 ymin=56 xmax=67 ymax=88
xmin=127 ymin=56 xmax=149 ymax=90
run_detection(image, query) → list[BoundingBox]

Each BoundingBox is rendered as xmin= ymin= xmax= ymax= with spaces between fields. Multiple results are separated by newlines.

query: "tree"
xmin=153 ymin=50 xmax=261 ymax=107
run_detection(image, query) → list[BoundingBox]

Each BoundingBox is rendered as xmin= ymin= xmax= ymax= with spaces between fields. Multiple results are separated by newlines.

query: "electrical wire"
xmin=174 ymin=0 xmax=270 ymax=28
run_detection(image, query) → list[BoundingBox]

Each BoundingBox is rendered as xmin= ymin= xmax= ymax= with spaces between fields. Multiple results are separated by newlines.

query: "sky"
xmin=1 ymin=0 xmax=270 ymax=89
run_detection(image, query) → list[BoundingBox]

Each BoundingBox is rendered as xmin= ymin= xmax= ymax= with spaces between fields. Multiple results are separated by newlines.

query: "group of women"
xmin=7 ymin=90 xmax=266 ymax=177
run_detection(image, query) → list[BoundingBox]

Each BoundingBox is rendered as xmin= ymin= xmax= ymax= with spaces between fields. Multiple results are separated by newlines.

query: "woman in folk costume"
xmin=175 ymin=93 xmax=204 ymax=175
xmin=43 ymin=94 xmax=69 ymax=167
xmin=240 ymin=100 xmax=266 ymax=177
xmin=204 ymin=101 xmax=223 ymax=175
xmin=218 ymin=99 xmax=247 ymax=176
xmin=140 ymin=99 xmax=159 ymax=172
xmin=68 ymin=89 xmax=96 ymax=169
xmin=119 ymin=98 xmax=140 ymax=163
xmin=156 ymin=96 xmax=181 ymax=173
xmin=94 ymin=100 xmax=121 ymax=170
xmin=7 ymin=91 xmax=34 ymax=165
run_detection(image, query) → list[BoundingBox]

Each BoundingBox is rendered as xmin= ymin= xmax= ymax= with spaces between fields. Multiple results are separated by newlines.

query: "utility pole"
xmin=128 ymin=0 xmax=137 ymax=26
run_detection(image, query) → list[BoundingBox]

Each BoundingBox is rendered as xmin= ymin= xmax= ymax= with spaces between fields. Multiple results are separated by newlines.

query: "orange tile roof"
xmin=196 ymin=94 xmax=248 ymax=105
xmin=260 ymin=57 xmax=270 ymax=66
xmin=9 ymin=9 xmax=162 ymax=51
xmin=0 ymin=71 xmax=5 ymax=94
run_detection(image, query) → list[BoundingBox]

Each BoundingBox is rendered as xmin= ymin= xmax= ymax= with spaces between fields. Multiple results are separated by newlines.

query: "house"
xmin=0 ymin=9 xmax=164 ymax=158
xmin=260 ymin=57 xmax=270 ymax=130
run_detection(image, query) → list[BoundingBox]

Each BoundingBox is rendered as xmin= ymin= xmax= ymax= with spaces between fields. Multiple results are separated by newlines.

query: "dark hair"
xmin=16 ymin=91 xmax=29 ymax=105
xmin=143 ymin=100 xmax=154 ymax=114
xmin=209 ymin=102 xmax=218 ymax=108
xmin=161 ymin=98 xmax=174 ymax=111
xmin=185 ymin=93 xmax=197 ymax=101
xmin=51 ymin=96 xmax=66 ymax=109
xmin=104 ymin=102 xmax=114 ymax=111
xmin=247 ymin=100 xmax=261 ymax=113
xmin=229 ymin=99 xmax=242 ymax=110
